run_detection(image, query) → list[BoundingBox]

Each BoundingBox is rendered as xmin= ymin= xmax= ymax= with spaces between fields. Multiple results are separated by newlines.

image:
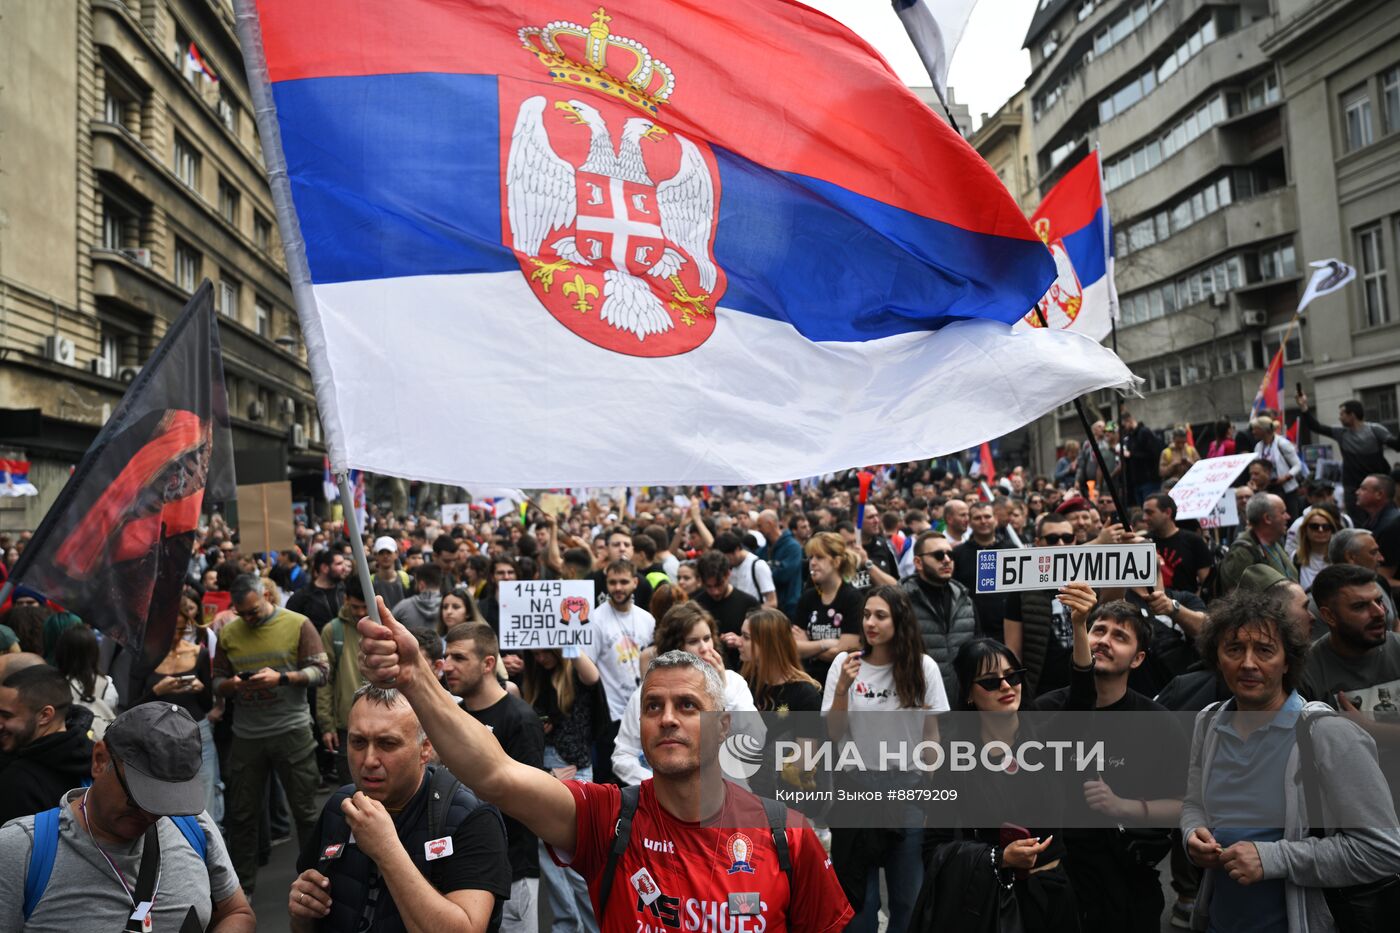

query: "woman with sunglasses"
xmin=1293 ymin=507 xmax=1338 ymax=591
xmin=922 ymin=637 xmax=1083 ymax=932
xmin=824 ymin=585 xmax=949 ymax=933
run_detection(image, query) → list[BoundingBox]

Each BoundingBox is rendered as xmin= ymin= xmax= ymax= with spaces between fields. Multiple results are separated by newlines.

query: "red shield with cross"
xmin=500 ymin=79 xmax=725 ymax=358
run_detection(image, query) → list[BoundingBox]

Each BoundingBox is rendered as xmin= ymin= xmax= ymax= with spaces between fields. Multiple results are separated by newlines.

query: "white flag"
xmin=892 ymin=0 xmax=980 ymax=110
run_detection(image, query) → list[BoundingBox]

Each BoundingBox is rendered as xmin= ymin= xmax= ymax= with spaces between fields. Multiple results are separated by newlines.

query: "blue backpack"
xmin=23 ymin=808 xmax=207 ymax=919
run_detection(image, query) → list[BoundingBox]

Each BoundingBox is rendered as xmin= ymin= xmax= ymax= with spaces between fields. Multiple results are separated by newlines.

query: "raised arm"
xmin=357 ymin=598 xmax=579 ymax=853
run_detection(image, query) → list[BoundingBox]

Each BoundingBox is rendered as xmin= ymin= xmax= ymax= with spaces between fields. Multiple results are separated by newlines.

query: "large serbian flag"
xmin=236 ymin=0 xmax=1134 ymax=486
xmin=3 ymin=282 xmax=234 ymax=660
xmin=1016 ymin=150 xmax=1117 ymax=342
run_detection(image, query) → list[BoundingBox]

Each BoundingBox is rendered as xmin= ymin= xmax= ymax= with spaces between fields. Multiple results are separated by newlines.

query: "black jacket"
xmin=0 ymin=705 xmax=95 ymax=826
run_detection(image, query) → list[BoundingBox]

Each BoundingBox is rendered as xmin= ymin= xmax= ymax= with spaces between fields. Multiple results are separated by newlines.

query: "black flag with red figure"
xmin=6 ymin=280 xmax=234 ymax=660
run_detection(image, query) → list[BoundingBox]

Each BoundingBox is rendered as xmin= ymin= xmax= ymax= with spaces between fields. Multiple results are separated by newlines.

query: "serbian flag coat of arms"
xmin=236 ymin=0 xmax=1134 ymax=486
xmin=1015 ymin=150 xmax=1117 ymax=342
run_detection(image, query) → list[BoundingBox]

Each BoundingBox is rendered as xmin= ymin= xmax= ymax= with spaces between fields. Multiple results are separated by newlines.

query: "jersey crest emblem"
xmin=725 ymin=832 xmax=755 ymax=874
xmin=504 ymin=7 xmax=724 ymax=358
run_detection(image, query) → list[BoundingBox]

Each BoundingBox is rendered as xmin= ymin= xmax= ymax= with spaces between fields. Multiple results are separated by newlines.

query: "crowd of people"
xmin=2 ymin=396 xmax=1400 ymax=931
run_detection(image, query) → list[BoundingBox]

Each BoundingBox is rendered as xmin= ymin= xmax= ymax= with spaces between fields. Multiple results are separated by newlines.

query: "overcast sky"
xmin=801 ymin=0 xmax=1039 ymax=130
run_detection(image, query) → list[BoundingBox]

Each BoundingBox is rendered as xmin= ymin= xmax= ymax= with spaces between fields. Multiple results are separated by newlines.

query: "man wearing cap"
xmin=290 ymin=685 xmax=510 ymax=933
xmin=371 ymin=537 xmax=409 ymax=608
xmin=0 ymin=702 xmax=255 ymax=931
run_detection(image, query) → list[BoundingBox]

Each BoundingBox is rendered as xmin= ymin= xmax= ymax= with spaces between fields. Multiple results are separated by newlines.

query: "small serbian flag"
xmin=1252 ymin=345 xmax=1285 ymax=418
xmin=238 ymin=0 xmax=1134 ymax=485
xmin=0 ymin=460 xmax=39 ymax=497
xmin=186 ymin=42 xmax=218 ymax=83
xmin=1016 ymin=150 xmax=1116 ymax=341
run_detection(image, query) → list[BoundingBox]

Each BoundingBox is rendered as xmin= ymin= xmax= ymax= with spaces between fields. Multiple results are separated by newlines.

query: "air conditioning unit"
xmin=90 ymin=358 xmax=114 ymax=378
xmin=289 ymin=423 xmax=308 ymax=449
xmin=248 ymin=400 xmax=266 ymax=421
xmin=43 ymin=334 xmax=76 ymax=365
xmin=279 ymin=397 xmax=297 ymax=418
xmin=118 ymin=365 xmax=142 ymax=382
xmin=122 ymin=248 xmax=152 ymax=268
xmin=1241 ymin=309 xmax=1268 ymax=327
xmin=1210 ymin=292 xmax=1228 ymax=308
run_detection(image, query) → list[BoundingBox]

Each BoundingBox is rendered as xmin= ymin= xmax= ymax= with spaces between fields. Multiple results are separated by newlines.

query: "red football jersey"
xmin=550 ymin=779 xmax=852 ymax=933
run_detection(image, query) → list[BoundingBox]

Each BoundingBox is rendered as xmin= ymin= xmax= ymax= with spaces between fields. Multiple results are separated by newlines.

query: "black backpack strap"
xmin=425 ymin=765 xmax=465 ymax=888
xmin=1294 ymin=710 xmax=1329 ymax=839
xmin=598 ymin=784 xmax=642 ymax=921
xmin=760 ymin=796 xmax=794 ymax=892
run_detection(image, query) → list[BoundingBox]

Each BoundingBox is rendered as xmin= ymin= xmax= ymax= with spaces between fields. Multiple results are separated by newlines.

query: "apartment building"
xmin=981 ymin=0 xmax=1399 ymax=474
xmin=0 ymin=0 xmax=322 ymax=531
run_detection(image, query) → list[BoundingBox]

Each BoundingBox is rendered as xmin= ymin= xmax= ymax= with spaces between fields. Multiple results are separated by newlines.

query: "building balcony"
xmin=1097 ymin=19 xmax=1274 ymax=157
xmin=1115 ymin=186 xmax=1297 ymax=293
xmin=92 ymin=248 xmax=187 ymax=323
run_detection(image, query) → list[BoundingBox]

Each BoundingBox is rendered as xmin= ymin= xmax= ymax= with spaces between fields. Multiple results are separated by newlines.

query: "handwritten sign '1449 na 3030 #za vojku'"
xmin=976 ymin=543 xmax=1159 ymax=594
xmin=498 ymin=580 xmax=596 ymax=650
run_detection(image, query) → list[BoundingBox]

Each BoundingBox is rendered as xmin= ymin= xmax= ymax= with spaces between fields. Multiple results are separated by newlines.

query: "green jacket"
xmin=317 ymin=610 xmax=365 ymax=734
xmin=1219 ymin=529 xmax=1297 ymax=593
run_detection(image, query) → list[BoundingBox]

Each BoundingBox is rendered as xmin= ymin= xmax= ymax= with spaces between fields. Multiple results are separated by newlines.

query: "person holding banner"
xmin=354 ymin=600 xmax=853 ymax=933
xmin=1297 ymin=391 xmax=1400 ymax=519
xmin=1251 ymin=417 xmax=1306 ymax=519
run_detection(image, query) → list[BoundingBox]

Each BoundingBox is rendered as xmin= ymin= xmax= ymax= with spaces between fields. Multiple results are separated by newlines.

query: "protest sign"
xmin=499 ymin=580 xmax=596 ymax=651
xmin=236 ymin=481 xmax=296 ymax=555
xmin=440 ymin=502 xmax=471 ymax=525
xmin=976 ymin=543 xmax=1158 ymax=594
xmin=292 ymin=500 xmax=309 ymax=525
xmin=1197 ymin=492 xmax=1239 ymax=530
xmin=1168 ymin=453 xmax=1255 ymax=521
xmin=538 ymin=493 xmax=572 ymax=518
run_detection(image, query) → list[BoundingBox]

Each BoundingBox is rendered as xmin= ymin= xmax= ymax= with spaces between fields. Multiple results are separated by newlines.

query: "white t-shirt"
xmin=730 ymin=552 xmax=775 ymax=603
xmin=587 ymin=601 xmax=656 ymax=722
xmin=822 ymin=652 xmax=949 ymax=768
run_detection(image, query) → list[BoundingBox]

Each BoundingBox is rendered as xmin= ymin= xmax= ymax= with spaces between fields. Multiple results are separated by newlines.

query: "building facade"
xmin=0 ymin=0 xmax=322 ymax=533
xmin=985 ymin=0 xmax=1400 ymax=476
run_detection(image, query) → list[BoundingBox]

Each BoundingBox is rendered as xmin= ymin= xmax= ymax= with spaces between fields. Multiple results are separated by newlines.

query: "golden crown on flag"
xmin=518 ymin=7 xmax=674 ymax=114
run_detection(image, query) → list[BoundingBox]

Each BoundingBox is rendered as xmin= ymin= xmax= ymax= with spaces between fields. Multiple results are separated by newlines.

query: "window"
xmin=101 ymin=198 xmax=136 ymax=251
xmin=217 ymin=90 xmax=238 ymax=134
xmin=254 ymin=212 xmax=273 ymax=252
xmin=173 ymin=134 xmax=200 ymax=190
xmin=100 ymin=333 xmax=121 ymax=375
xmin=1258 ymin=241 xmax=1297 ymax=281
xmin=1358 ymin=225 xmax=1390 ymax=327
xmin=217 ymin=177 xmax=240 ymax=226
xmin=1360 ymin=385 xmax=1400 ymax=436
xmin=255 ymin=299 xmax=271 ymax=338
xmin=1343 ymin=85 xmax=1375 ymax=151
xmin=1263 ymin=327 xmax=1304 ymax=366
xmin=218 ymin=274 xmax=240 ymax=317
xmin=1078 ymin=1 xmax=1094 ymax=22
xmin=174 ymin=240 xmax=201 ymax=291
xmin=1105 ymin=93 xmax=1224 ymax=190
xmin=1383 ymin=67 xmax=1400 ymax=135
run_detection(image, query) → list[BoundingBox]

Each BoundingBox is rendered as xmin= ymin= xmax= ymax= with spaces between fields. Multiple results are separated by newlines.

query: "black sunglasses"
xmin=973 ymin=669 xmax=1027 ymax=692
xmin=1305 ymin=523 xmax=1334 ymax=532
xmin=112 ymin=760 xmax=142 ymax=811
xmin=1041 ymin=533 xmax=1075 ymax=545
xmin=919 ymin=550 xmax=954 ymax=561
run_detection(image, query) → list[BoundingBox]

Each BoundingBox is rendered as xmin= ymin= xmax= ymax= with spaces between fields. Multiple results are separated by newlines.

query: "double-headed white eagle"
xmin=505 ymin=95 xmax=716 ymax=341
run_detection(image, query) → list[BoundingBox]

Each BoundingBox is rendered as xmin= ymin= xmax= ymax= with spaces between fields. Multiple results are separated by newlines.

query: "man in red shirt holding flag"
xmin=354 ymin=598 xmax=853 ymax=933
